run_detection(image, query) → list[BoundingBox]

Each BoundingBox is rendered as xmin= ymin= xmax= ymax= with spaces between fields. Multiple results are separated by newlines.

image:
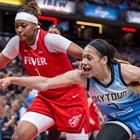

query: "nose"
xmin=81 ymin=58 xmax=87 ymax=68
xmin=15 ymin=26 xmax=22 ymax=34
xmin=81 ymin=58 xmax=87 ymax=64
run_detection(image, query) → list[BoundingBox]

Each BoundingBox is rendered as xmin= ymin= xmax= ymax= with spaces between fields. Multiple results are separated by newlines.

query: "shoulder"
xmin=8 ymin=35 xmax=19 ymax=45
xmin=44 ymin=33 xmax=67 ymax=42
xmin=45 ymin=33 xmax=59 ymax=39
xmin=120 ymin=63 xmax=140 ymax=84
xmin=121 ymin=63 xmax=136 ymax=74
xmin=44 ymin=33 xmax=71 ymax=53
xmin=2 ymin=35 xmax=19 ymax=59
xmin=10 ymin=35 xmax=19 ymax=41
xmin=66 ymin=69 xmax=87 ymax=87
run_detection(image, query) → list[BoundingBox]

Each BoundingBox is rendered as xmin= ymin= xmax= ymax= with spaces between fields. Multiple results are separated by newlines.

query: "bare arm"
xmin=0 ymin=69 xmax=87 ymax=91
xmin=0 ymin=53 xmax=11 ymax=70
xmin=121 ymin=63 xmax=140 ymax=94
xmin=66 ymin=42 xmax=83 ymax=60
xmin=121 ymin=63 xmax=140 ymax=84
xmin=20 ymin=88 xmax=32 ymax=107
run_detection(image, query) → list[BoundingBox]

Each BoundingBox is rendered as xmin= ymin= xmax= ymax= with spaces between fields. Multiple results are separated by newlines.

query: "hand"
xmin=11 ymin=115 xmax=15 ymax=121
xmin=89 ymin=117 xmax=95 ymax=125
xmin=78 ymin=69 xmax=85 ymax=75
xmin=72 ymin=61 xmax=82 ymax=69
xmin=0 ymin=77 xmax=12 ymax=87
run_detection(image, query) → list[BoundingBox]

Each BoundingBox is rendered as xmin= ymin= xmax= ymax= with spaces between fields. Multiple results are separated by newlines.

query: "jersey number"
xmin=107 ymin=103 xmax=120 ymax=109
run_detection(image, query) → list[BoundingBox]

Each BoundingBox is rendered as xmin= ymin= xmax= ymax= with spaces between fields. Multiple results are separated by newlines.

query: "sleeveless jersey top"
xmin=87 ymin=62 xmax=140 ymax=121
xmin=19 ymin=29 xmax=78 ymax=98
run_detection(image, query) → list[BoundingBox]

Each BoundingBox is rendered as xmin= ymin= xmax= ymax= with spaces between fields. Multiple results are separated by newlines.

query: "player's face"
xmin=81 ymin=45 xmax=106 ymax=78
xmin=48 ymin=28 xmax=61 ymax=35
xmin=15 ymin=20 xmax=38 ymax=45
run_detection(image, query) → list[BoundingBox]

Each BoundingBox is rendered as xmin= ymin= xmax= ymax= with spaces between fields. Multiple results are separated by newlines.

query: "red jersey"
xmin=19 ymin=29 xmax=78 ymax=98
xmin=19 ymin=29 xmax=90 ymax=133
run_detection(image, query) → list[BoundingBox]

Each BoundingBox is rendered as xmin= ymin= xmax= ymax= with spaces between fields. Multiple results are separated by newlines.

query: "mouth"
xmin=18 ymin=35 xmax=25 ymax=40
xmin=18 ymin=34 xmax=23 ymax=38
xmin=82 ymin=67 xmax=91 ymax=76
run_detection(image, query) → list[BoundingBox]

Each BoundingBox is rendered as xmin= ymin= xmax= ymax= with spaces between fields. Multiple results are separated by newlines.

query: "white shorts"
xmin=20 ymin=111 xmax=55 ymax=134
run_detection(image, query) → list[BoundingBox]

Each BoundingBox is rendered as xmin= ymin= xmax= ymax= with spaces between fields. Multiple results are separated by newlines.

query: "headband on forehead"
xmin=15 ymin=12 xmax=38 ymax=24
xmin=89 ymin=40 xmax=109 ymax=57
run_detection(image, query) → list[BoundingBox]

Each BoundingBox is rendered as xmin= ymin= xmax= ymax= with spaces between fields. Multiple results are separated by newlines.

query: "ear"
xmin=102 ymin=56 xmax=108 ymax=64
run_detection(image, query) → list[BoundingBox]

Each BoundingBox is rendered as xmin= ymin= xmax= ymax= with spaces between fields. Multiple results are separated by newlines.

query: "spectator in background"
xmin=1 ymin=104 xmax=16 ymax=140
xmin=48 ymin=24 xmax=63 ymax=35
xmin=5 ymin=93 xmax=13 ymax=107
xmin=1 ymin=99 xmax=20 ymax=140
xmin=0 ymin=96 xmax=3 ymax=117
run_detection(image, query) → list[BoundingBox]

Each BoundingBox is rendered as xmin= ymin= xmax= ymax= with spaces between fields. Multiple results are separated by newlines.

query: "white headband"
xmin=15 ymin=12 xmax=38 ymax=24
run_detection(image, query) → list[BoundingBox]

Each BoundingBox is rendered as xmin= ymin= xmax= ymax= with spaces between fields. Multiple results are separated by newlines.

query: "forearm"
xmin=0 ymin=70 xmax=80 ymax=91
xmin=0 ymin=53 xmax=11 ymax=70
xmin=12 ymin=76 xmax=49 ymax=90
xmin=67 ymin=43 xmax=83 ymax=60
xmin=1 ymin=76 xmax=49 ymax=91
xmin=4 ymin=118 xmax=14 ymax=127
xmin=20 ymin=97 xmax=29 ymax=107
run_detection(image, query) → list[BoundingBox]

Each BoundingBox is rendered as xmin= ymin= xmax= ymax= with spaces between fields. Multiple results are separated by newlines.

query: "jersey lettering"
xmin=92 ymin=90 xmax=127 ymax=103
xmin=24 ymin=56 xmax=48 ymax=66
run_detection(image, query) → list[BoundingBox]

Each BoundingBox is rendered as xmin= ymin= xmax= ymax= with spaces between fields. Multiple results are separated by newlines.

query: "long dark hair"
xmin=88 ymin=39 xmax=123 ymax=64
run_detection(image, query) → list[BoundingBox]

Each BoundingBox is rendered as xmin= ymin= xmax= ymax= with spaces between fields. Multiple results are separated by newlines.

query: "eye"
xmin=21 ymin=24 xmax=27 ymax=28
xmin=87 ymin=56 xmax=92 ymax=61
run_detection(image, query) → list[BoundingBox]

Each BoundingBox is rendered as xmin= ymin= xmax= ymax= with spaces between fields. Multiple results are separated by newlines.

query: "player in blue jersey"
xmin=0 ymin=39 xmax=140 ymax=140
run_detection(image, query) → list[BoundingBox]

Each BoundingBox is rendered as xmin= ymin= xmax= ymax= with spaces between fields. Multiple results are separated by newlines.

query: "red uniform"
xmin=89 ymin=102 xmax=101 ymax=132
xmin=19 ymin=29 xmax=90 ymax=133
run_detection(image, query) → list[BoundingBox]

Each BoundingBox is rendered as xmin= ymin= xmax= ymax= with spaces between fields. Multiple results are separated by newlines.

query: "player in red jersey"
xmin=88 ymin=97 xmax=104 ymax=139
xmin=0 ymin=1 xmax=90 ymax=140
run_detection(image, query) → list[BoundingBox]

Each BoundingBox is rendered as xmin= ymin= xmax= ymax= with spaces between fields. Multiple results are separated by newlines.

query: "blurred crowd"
xmin=74 ymin=0 xmax=140 ymax=10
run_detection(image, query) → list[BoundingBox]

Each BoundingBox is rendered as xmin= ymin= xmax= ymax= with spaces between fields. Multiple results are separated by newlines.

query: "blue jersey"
xmin=22 ymin=89 xmax=38 ymax=109
xmin=87 ymin=62 xmax=140 ymax=121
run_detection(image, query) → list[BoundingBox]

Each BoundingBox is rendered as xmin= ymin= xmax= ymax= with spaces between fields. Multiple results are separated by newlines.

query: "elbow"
xmin=36 ymin=83 xmax=48 ymax=91
xmin=38 ymin=88 xmax=46 ymax=91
